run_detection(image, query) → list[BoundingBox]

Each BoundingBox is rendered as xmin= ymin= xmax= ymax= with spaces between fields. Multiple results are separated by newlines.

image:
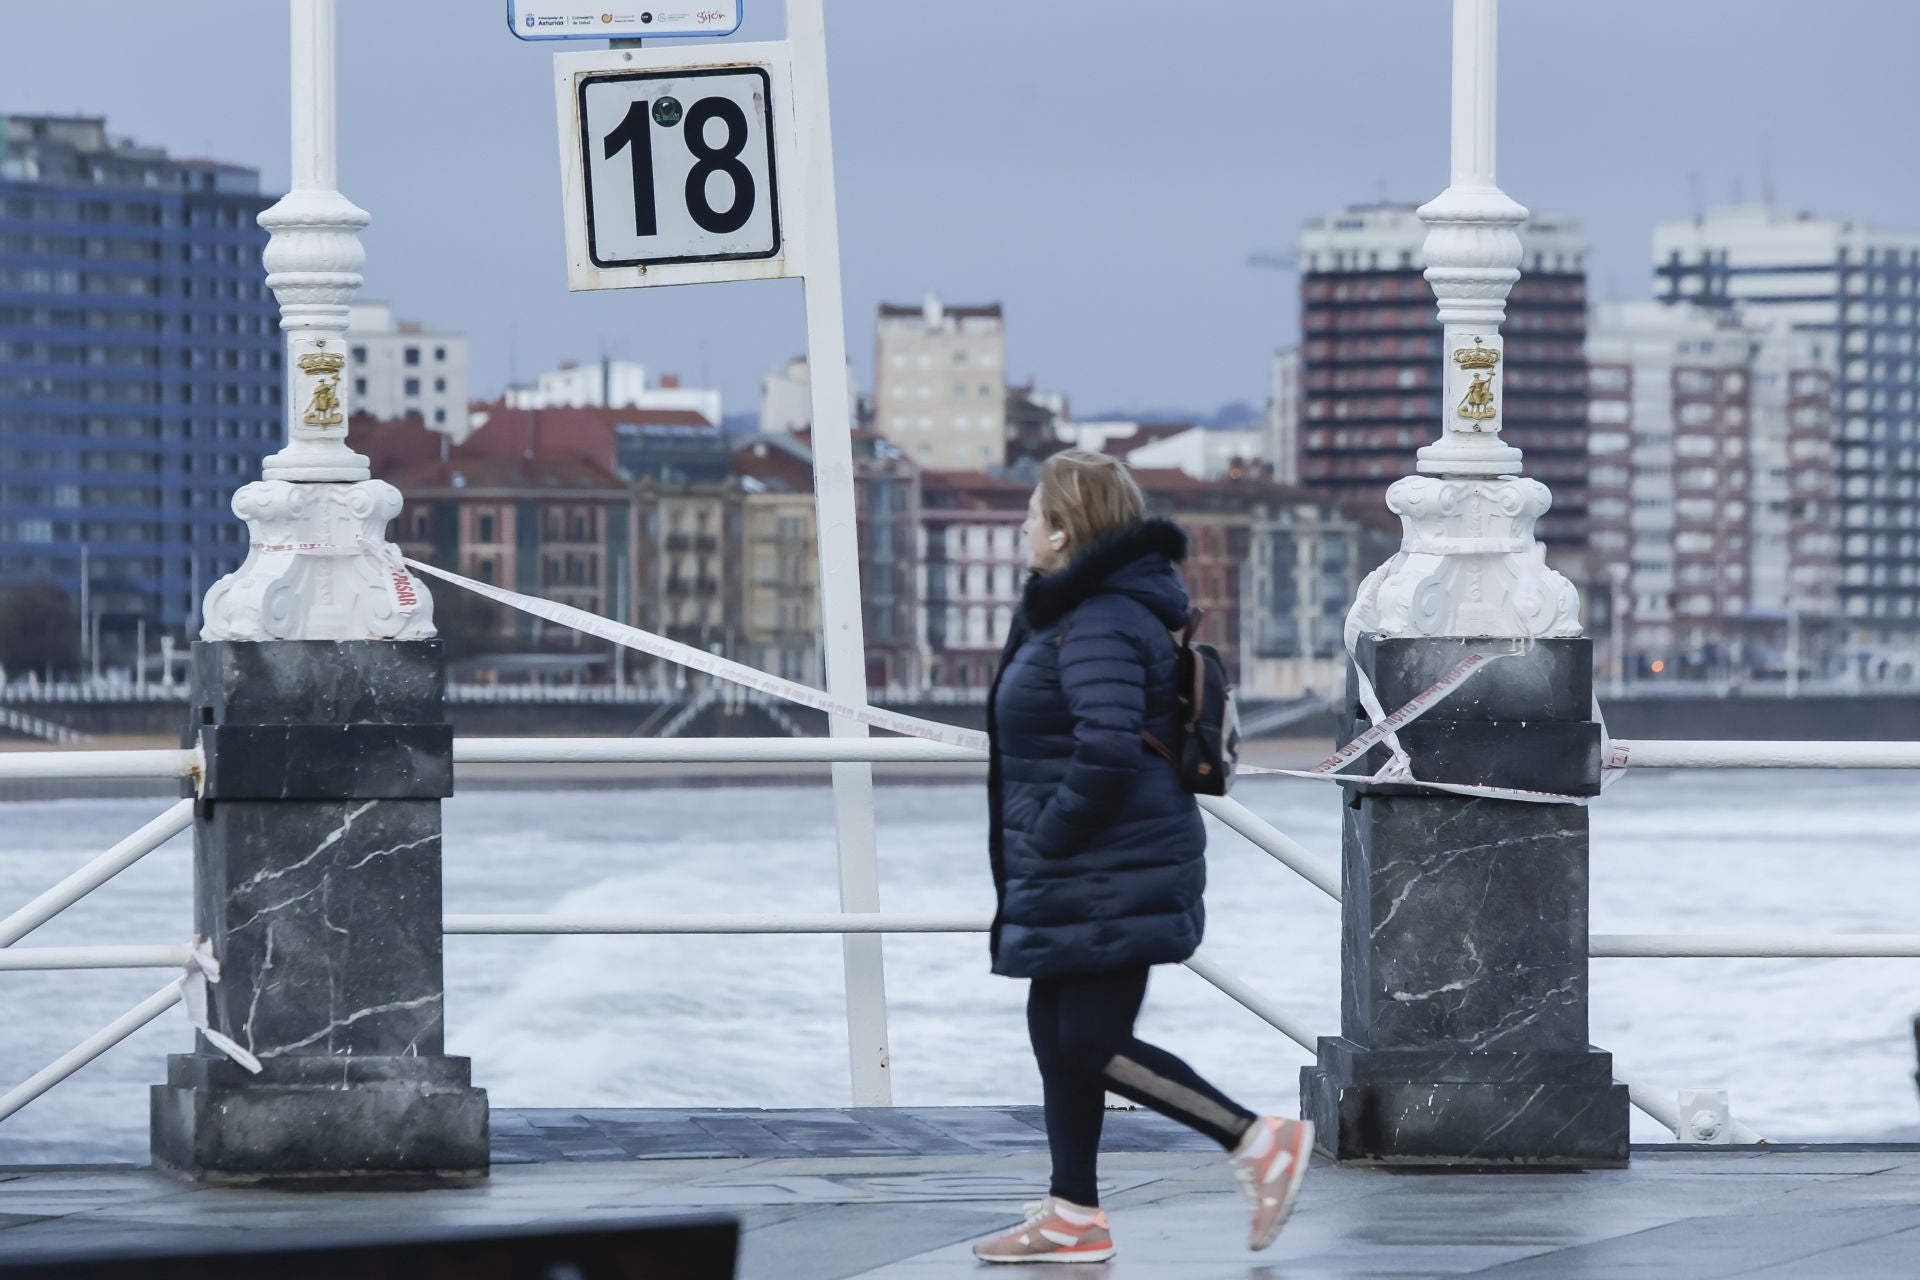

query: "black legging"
xmin=1028 ymin=966 xmax=1256 ymax=1207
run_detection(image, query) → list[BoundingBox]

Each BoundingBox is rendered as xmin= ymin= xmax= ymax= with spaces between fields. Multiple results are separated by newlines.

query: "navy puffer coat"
xmin=986 ymin=517 xmax=1206 ymax=979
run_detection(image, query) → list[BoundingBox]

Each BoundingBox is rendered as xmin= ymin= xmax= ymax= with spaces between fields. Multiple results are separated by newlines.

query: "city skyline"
xmin=6 ymin=1 xmax=1918 ymax=419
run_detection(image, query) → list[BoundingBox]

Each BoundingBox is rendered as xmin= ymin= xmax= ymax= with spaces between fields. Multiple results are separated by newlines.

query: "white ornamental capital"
xmin=201 ymin=480 xmax=436 ymax=642
xmin=1348 ymin=476 xmax=1580 ymax=641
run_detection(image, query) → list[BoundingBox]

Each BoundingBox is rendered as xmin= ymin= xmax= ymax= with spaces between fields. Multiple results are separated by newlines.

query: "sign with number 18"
xmin=554 ymin=47 xmax=796 ymax=291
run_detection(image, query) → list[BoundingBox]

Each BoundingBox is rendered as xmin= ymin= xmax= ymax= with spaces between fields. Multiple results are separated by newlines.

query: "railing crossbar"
xmin=452 ymin=736 xmax=980 ymax=765
xmin=0 ymin=945 xmax=192 ymax=972
xmin=446 ymin=912 xmax=988 ymax=935
xmin=0 ymin=979 xmax=184 ymax=1125
xmin=0 ymin=749 xmax=195 ymax=782
xmin=0 ymin=799 xmax=195 ymax=947
xmin=1594 ymin=934 xmax=1920 ymax=958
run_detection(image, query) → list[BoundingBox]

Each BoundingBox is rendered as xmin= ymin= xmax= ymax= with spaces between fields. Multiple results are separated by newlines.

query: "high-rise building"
xmin=874 ymin=294 xmax=1005 ymax=471
xmin=0 ymin=114 xmax=279 ymax=655
xmin=346 ymin=301 xmax=469 ymax=440
xmin=1586 ymin=301 xmax=1838 ymax=682
xmin=1268 ymin=346 xmax=1300 ymax=485
xmin=1654 ymin=205 xmax=1920 ymax=676
xmin=1296 ymin=203 xmax=1590 ymax=548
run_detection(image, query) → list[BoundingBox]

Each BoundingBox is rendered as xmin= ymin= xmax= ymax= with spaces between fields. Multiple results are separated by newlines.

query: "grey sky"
xmin=8 ymin=1 xmax=1918 ymax=420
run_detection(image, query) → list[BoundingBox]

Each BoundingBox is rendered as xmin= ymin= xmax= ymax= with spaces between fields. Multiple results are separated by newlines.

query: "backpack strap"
xmin=1182 ymin=607 xmax=1206 ymax=647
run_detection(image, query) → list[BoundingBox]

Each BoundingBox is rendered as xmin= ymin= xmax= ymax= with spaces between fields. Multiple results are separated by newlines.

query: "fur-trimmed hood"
xmin=1022 ymin=516 xmax=1190 ymax=630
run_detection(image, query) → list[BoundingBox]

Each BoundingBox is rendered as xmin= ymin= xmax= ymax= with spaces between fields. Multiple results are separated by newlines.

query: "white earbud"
xmin=1048 ymin=532 xmax=1067 ymax=549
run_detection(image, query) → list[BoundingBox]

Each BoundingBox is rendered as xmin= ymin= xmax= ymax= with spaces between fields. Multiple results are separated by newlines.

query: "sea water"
xmin=0 ymin=770 xmax=1915 ymax=1165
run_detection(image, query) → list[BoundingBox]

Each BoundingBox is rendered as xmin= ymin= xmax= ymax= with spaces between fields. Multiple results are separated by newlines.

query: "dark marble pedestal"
xmin=1300 ymin=636 xmax=1630 ymax=1166
xmin=150 ymin=640 xmax=488 ymax=1181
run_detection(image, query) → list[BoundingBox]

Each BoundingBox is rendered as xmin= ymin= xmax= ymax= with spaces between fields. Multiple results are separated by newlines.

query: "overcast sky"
xmin=8 ymin=1 xmax=1919 ymax=420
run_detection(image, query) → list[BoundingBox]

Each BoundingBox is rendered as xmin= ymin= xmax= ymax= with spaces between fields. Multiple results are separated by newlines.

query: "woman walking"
xmin=970 ymin=451 xmax=1312 ymax=1264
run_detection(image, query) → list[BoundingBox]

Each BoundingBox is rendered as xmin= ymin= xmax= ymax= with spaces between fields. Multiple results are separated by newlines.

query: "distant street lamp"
xmin=1608 ymin=561 xmax=1629 ymax=700
xmin=1786 ymin=599 xmax=1801 ymax=698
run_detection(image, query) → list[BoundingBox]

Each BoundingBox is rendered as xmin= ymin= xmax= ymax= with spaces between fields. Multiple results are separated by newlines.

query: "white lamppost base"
xmin=201 ymin=480 xmax=434 ymax=642
xmin=1350 ymin=475 xmax=1581 ymax=641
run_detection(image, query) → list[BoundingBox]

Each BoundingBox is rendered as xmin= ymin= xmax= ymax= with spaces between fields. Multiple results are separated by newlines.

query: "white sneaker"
xmin=970 ymin=1197 xmax=1116 ymax=1264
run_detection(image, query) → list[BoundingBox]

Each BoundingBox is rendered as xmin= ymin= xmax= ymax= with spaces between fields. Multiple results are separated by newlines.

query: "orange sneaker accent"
xmin=1230 ymin=1116 xmax=1313 ymax=1251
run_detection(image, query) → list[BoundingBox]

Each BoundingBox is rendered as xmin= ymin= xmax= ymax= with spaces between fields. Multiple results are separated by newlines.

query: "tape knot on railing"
xmin=181 ymin=938 xmax=262 ymax=1074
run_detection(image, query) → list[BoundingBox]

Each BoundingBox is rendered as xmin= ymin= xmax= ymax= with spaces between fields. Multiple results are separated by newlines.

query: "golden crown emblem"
xmin=297 ymin=351 xmax=346 ymax=376
xmin=1452 ymin=345 xmax=1500 ymax=370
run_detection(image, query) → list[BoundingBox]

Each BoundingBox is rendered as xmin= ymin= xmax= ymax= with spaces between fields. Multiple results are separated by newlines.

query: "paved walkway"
xmin=2 ymin=1108 xmax=1918 ymax=1278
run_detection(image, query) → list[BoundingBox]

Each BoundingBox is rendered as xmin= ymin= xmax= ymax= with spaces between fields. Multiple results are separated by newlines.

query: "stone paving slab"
xmin=0 ymin=1110 xmax=1917 ymax=1279
xmin=487 ymin=1105 xmax=1216 ymax=1165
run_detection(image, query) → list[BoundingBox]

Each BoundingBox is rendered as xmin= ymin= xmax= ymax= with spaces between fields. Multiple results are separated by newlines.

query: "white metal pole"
xmin=1609 ymin=563 xmax=1627 ymax=700
xmin=135 ymin=617 xmax=146 ymax=695
xmin=1199 ymin=795 xmax=1340 ymax=901
xmin=0 ymin=945 xmax=194 ymax=972
xmin=1182 ymin=954 xmax=1316 ymax=1052
xmin=198 ymin=0 xmax=430 ymax=642
xmin=1786 ymin=603 xmax=1800 ymax=697
xmin=1613 ymin=739 xmax=1920 ymax=768
xmin=1413 ymin=0 xmax=1527 ymax=480
xmin=0 ymin=799 xmax=195 ymax=946
xmin=77 ymin=544 xmax=89 ymax=678
xmin=788 ymin=0 xmax=893 ymax=1106
xmin=0 ymin=980 xmax=184 ymax=1125
xmin=446 ymin=912 xmax=989 ymax=936
xmin=262 ymin=0 xmax=368 ymax=484
xmin=1353 ymin=0 xmax=1580 ymax=642
xmin=1593 ymin=933 xmax=1920 ymax=958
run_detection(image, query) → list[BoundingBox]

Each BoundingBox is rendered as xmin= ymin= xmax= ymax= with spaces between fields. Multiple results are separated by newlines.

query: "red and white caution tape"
xmin=253 ymin=538 xmax=425 ymax=618
xmin=407 ymin=554 xmax=1617 ymax=805
xmin=405 ymin=558 xmax=989 ymax=752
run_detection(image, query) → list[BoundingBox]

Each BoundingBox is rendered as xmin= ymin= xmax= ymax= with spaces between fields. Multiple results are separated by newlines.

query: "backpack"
xmin=1143 ymin=609 xmax=1241 ymax=795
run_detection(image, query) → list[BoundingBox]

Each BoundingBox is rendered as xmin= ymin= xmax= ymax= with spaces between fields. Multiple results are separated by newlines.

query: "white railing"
xmin=0 ymin=800 xmax=194 ymax=947
xmin=16 ymin=737 xmax=1920 ymax=781
xmin=446 ymin=683 xmax=678 ymax=705
xmin=1619 ymin=740 xmax=1920 ymax=769
xmin=0 ymin=795 xmax=200 ymax=1124
xmin=0 ymin=707 xmax=91 ymax=744
xmin=0 ymin=682 xmax=185 ymax=704
xmin=11 ymin=732 xmax=1920 ymax=1150
xmin=0 ymin=681 xmax=997 ymax=707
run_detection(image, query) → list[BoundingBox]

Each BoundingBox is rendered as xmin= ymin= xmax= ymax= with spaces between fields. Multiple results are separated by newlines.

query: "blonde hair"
xmin=1037 ymin=450 xmax=1145 ymax=555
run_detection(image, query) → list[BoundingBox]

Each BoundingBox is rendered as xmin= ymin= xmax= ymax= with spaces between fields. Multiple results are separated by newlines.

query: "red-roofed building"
xmin=349 ymin=411 xmax=447 ymax=481
xmin=731 ymin=438 xmax=821 ymax=683
xmin=459 ymin=401 xmax=618 ymax=472
xmin=919 ymin=469 xmax=1029 ymax=688
xmin=388 ymin=455 xmax=631 ymax=646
